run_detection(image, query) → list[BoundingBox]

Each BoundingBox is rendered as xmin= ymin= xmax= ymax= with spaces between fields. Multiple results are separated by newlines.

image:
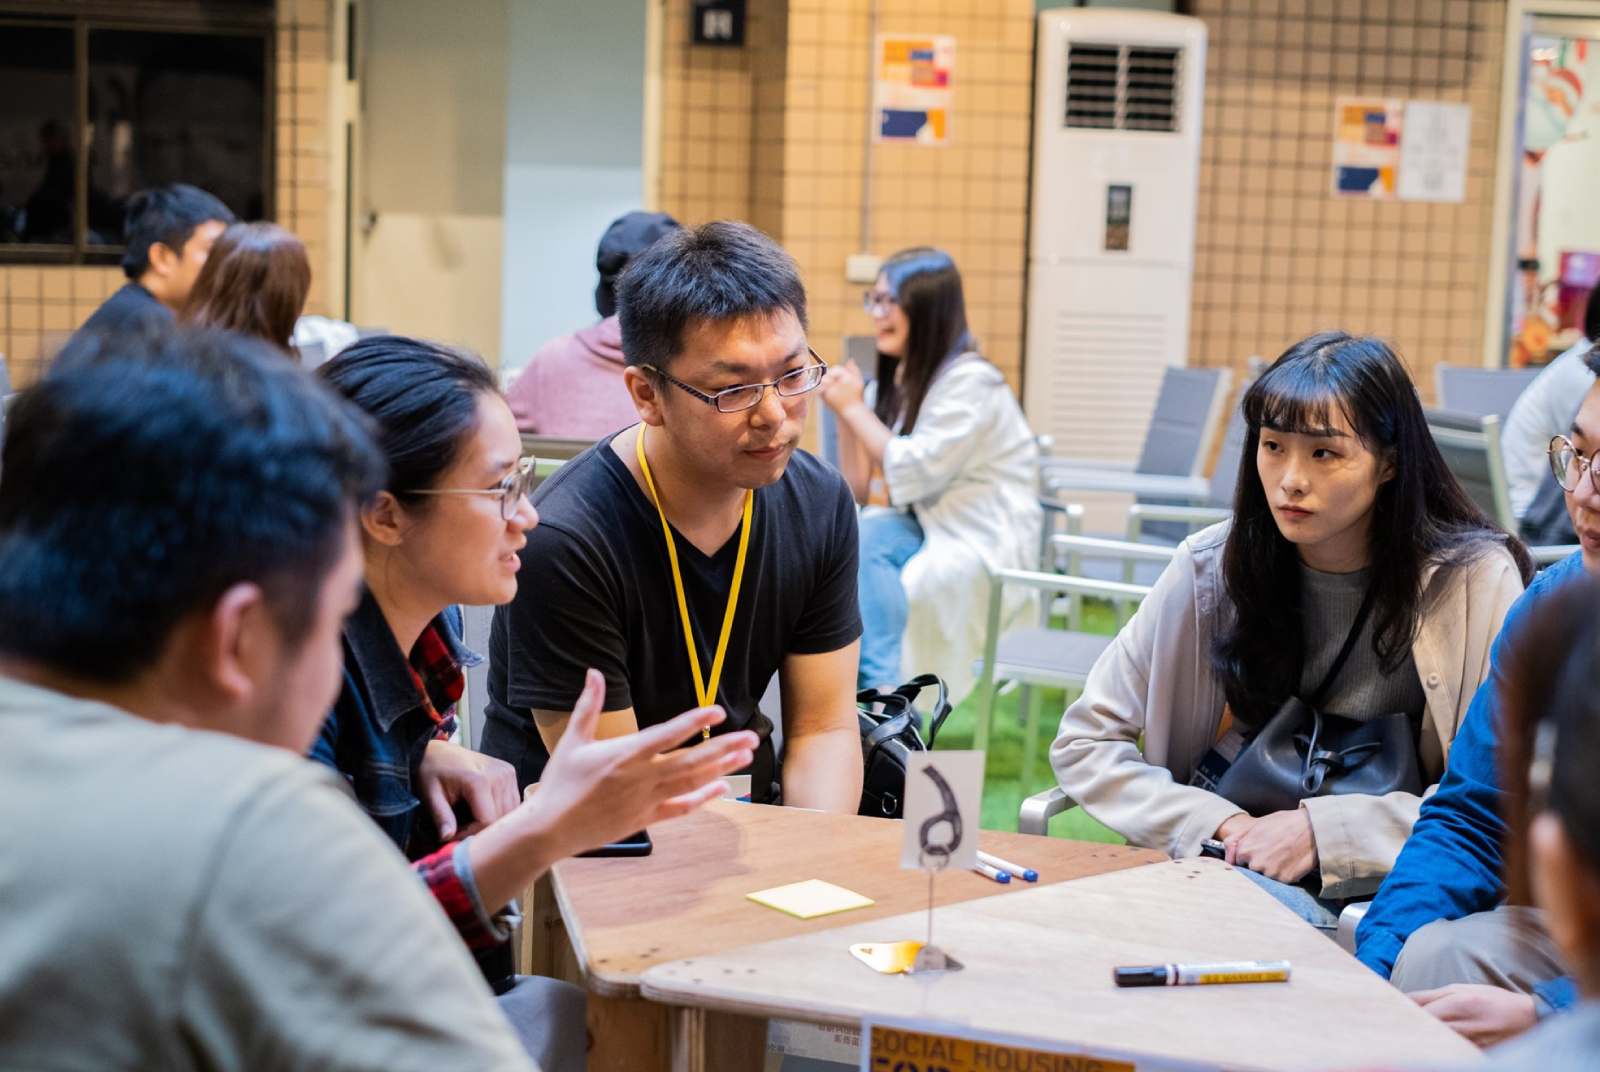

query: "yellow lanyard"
xmin=636 ymin=426 xmax=753 ymax=739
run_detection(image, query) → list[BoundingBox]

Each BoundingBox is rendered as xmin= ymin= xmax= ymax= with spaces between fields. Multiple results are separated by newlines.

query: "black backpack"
xmin=856 ymin=674 xmax=953 ymax=819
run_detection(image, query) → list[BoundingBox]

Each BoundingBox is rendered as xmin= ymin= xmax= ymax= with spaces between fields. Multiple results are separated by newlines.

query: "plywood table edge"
xmin=550 ymin=862 xmax=642 ymax=1000
xmin=636 ymin=861 xmax=1486 ymax=1072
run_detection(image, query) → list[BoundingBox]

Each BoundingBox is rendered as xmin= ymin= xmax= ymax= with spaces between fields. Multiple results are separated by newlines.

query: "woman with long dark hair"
xmin=820 ymin=248 xmax=1040 ymax=695
xmin=1051 ymin=332 xmax=1531 ymax=931
xmin=182 ymin=221 xmax=310 ymax=354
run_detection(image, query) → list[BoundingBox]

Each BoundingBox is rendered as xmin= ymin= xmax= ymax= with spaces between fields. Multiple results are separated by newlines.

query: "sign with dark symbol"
xmin=917 ymin=765 xmax=963 ymax=869
xmin=691 ymin=0 xmax=745 ymax=47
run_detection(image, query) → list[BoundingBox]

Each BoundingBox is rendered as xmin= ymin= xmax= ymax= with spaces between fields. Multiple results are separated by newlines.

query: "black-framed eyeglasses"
xmin=403 ymin=455 xmax=538 ymax=520
xmin=644 ymin=348 xmax=829 ymax=414
xmin=862 ymin=289 xmax=897 ymax=315
xmin=1548 ymin=435 xmax=1600 ymax=496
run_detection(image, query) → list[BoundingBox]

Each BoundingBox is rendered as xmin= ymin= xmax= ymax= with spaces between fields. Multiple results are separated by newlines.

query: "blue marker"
xmin=973 ymin=861 xmax=1011 ymax=884
xmin=978 ymin=850 xmax=1038 ymax=882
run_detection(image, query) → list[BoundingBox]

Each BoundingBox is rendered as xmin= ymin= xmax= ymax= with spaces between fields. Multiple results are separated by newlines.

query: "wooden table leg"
xmin=588 ymin=993 xmax=674 ymax=1072
xmin=669 ymin=1007 xmax=769 ymax=1072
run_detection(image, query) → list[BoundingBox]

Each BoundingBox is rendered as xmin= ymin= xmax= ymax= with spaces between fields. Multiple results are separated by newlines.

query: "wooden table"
xmin=533 ymin=800 xmax=1163 ymax=1071
xmin=642 ymin=858 xmax=1485 ymax=1072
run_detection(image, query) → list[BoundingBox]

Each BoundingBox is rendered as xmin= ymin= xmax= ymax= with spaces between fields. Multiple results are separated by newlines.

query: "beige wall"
xmin=0 ymin=0 xmax=338 ymax=389
xmin=1188 ymin=0 xmax=1507 ymax=398
xmin=353 ymin=0 xmax=506 ymax=363
xmin=655 ymin=0 xmax=1033 ymax=389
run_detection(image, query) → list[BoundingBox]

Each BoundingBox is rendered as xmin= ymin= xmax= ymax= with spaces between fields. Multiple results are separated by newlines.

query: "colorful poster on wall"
xmin=1332 ymin=97 xmax=1403 ymax=199
xmin=1398 ymin=101 xmax=1471 ymax=202
xmin=874 ymin=34 xmax=955 ymax=145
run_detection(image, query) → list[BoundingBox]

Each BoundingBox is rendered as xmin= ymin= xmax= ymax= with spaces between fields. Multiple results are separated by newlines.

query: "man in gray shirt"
xmin=0 ymin=327 xmax=752 ymax=1069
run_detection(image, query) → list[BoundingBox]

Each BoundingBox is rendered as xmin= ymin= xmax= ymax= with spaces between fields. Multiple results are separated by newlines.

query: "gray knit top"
xmin=1296 ymin=563 xmax=1426 ymax=721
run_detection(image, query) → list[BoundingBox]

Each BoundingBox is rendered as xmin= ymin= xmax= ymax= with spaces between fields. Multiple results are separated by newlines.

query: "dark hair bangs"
xmin=1244 ymin=356 xmax=1370 ymax=447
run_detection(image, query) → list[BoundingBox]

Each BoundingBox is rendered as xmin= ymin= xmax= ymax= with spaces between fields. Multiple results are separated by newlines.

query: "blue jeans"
xmin=1240 ymin=867 xmax=1346 ymax=938
xmin=856 ymin=509 xmax=925 ymax=690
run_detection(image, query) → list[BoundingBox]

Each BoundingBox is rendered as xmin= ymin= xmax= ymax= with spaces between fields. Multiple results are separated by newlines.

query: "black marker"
xmin=1114 ymin=960 xmax=1291 ymax=987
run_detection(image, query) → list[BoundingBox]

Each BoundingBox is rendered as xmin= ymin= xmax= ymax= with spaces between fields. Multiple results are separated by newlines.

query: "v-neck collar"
xmin=600 ymin=430 xmax=752 ymax=564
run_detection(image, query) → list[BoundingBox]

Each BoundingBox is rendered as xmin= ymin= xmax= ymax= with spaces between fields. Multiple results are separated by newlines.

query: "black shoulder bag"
xmin=856 ymin=674 xmax=953 ymax=818
xmin=1213 ymin=584 xmax=1423 ymax=817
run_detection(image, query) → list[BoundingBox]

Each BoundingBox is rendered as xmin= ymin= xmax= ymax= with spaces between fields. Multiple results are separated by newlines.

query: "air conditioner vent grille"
xmin=1065 ymin=43 xmax=1181 ymax=132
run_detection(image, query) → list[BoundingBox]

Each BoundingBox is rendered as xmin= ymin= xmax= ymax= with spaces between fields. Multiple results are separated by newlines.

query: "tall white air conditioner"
xmin=1023 ymin=10 xmax=1206 ymax=465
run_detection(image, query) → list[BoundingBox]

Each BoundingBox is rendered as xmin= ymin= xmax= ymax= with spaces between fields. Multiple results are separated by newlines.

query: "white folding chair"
xmin=971 ymin=535 xmax=1173 ymax=797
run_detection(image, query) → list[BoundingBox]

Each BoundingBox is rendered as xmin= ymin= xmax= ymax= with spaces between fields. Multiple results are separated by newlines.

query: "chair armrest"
xmin=1050 ymin=533 xmax=1180 ymax=563
xmin=1019 ymin=786 xmax=1075 ymax=836
xmin=1530 ymin=544 xmax=1579 ymax=566
xmin=1126 ymin=504 xmax=1231 ymax=540
xmin=990 ymin=565 xmax=1151 ymax=604
xmin=1038 ymin=498 xmax=1086 ymax=525
xmin=1335 ymin=901 xmax=1370 ymax=955
xmin=1040 ymin=457 xmax=1136 ymax=475
xmin=1044 ymin=469 xmax=1211 ymax=501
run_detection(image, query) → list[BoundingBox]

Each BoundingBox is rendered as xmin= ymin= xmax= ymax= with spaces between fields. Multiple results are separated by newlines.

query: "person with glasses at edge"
xmin=819 ymin=248 xmax=1039 ymax=695
xmin=1447 ymin=576 xmax=1600 ymax=1069
xmin=1354 ymin=345 xmax=1600 ymax=1049
xmin=312 ymin=336 xmax=758 ymax=1067
xmin=481 ymin=221 xmax=864 ymax=813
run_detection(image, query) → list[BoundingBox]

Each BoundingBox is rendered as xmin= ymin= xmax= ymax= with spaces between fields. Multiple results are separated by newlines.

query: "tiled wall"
xmin=1188 ymin=0 xmax=1506 ymax=396
xmin=656 ymin=0 xmax=773 ymax=225
xmin=656 ymin=0 xmax=1034 ymax=389
xmin=0 ymin=0 xmax=336 ymax=389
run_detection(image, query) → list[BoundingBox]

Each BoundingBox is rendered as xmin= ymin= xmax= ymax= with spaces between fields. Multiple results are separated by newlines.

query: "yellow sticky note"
xmin=746 ymin=879 xmax=875 ymax=919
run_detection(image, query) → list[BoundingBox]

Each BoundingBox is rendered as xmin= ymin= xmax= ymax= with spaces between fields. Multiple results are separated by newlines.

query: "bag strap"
xmin=881 ymin=674 xmax=953 ymax=746
xmin=1306 ymin=580 xmax=1380 ymax=710
xmin=855 ymin=674 xmax=952 ymax=748
xmin=865 ymin=711 xmax=923 ymax=755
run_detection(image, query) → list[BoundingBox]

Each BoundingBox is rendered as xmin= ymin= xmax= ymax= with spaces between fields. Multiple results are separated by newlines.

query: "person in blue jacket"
xmin=1355 ymin=345 xmax=1600 ymax=1047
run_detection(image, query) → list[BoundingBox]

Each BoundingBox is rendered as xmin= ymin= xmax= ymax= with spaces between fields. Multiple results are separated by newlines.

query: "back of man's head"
xmin=120 ymin=184 xmax=236 ymax=280
xmin=594 ymin=211 xmax=680 ymax=319
xmin=0 ymin=326 xmax=384 ymax=684
xmin=616 ymin=220 xmax=807 ymax=368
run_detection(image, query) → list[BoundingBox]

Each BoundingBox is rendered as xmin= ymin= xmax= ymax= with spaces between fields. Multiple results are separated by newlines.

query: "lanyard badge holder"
xmin=636 ymin=427 xmax=753 ymax=739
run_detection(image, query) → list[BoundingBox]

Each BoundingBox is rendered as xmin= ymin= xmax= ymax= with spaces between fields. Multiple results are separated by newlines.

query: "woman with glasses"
xmin=820 ymin=247 xmax=1040 ymax=696
xmin=1051 ymin=332 xmax=1531 ymax=934
xmin=310 ymin=335 xmax=757 ymax=1067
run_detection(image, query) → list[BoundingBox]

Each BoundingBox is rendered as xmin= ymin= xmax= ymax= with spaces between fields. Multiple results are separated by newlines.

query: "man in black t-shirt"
xmin=482 ymin=221 xmax=864 ymax=811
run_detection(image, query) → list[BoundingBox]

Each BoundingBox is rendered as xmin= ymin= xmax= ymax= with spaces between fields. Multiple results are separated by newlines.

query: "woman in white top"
xmin=821 ymin=247 xmax=1040 ymax=695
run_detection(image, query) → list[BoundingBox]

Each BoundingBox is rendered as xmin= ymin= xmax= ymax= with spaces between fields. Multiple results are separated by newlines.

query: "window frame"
xmin=0 ymin=1 xmax=275 ymax=266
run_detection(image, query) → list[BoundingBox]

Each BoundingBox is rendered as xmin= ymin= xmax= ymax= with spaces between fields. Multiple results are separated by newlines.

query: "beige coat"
xmin=1050 ymin=521 xmax=1525 ymax=900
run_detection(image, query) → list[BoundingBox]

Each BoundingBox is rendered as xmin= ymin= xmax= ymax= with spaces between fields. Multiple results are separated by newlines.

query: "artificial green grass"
xmin=932 ymin=599 xmax=1123 ymax=843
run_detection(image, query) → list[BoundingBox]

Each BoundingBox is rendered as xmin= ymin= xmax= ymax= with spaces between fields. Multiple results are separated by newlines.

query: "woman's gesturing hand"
xmin=520 ymin=668 xmax=759 ymax=861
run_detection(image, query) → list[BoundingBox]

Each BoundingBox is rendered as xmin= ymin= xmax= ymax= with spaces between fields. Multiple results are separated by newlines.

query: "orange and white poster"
xmin=1332 ymin=97 xmax=1402 ymax=199
xmin=874 ymin=34 xmax=955 ymax=145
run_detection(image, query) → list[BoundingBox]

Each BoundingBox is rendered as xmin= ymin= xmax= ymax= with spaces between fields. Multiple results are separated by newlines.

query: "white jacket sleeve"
xmin=881 ymin=362 xmax=997 ymax=508
xmin=1050 ymin=544 xmax=1246 ymax=859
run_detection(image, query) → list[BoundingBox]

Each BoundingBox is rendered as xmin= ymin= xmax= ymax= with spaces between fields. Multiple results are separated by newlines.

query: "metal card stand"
xmin=910 ymin=766 xmax=963 ymax=974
